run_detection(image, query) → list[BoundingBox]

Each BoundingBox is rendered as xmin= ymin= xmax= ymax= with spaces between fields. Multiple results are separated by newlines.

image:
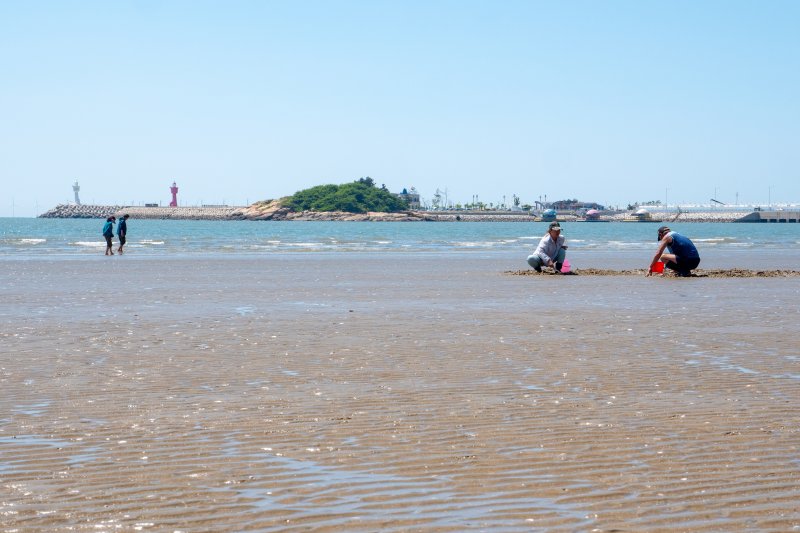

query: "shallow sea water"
xmin=1 ymin=217 xmax=800 ymax=258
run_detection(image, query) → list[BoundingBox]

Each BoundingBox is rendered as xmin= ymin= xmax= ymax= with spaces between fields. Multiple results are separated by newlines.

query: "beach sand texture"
xmin=510 ymin=268 xmax=800 ymax=277
xmin=1 ymin=255 xmax=799 ymax=531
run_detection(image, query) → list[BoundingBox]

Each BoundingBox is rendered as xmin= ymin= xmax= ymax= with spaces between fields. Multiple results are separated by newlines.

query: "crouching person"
xmin=648 ymin=225 xmax=700 ymax=277
xmin=527 ymin=222 xmax=568 ymax=273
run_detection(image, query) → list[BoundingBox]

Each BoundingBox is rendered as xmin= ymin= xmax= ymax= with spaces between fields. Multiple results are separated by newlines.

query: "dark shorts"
xmin=104 ymin=235 xmax=113 ymax=247
xmin=665 ymin=256 xmax=700 ymax=276
xmin=118 ymin=235 xmax=126 ymax=246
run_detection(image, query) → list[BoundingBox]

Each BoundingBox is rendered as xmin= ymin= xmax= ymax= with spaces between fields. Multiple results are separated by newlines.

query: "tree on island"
xmin=285 ymin=177 xmax=409 ymax=213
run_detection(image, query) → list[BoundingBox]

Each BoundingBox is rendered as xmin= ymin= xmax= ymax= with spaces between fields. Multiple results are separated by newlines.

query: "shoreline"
xmin=36 ymin=203 xmax=771 ymax=223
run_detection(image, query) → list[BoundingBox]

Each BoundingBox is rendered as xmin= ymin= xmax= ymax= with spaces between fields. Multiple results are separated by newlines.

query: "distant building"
xmin=551 ymin=199 xmax=605 ymax=210
xmin=73 ymin=180 xmax=81 ymax=205
xmin=396 ymin=187 xmax=420 ymax=210
xmin=541 ymin=209 xmax=557 ymax=221
xmin=585 ymin=209 xmax=601 ymax=220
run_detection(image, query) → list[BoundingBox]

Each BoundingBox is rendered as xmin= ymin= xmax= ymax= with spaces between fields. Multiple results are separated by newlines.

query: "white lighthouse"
xmin=73 ymin=180 xmax=81 ymax=205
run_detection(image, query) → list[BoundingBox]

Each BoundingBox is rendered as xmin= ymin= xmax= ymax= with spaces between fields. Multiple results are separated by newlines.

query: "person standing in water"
xmin=117 ymin=214 xmax=130 ymax=254
xmin=102 ymin=216 xmax=116 ymax=256
xmin=648 ymin=226 xmax=700 ymax=277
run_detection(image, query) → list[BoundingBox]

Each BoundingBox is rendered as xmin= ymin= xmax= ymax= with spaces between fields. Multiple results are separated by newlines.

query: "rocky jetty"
xmin=604 ymin=211 xmax=748 ymax=223
xmin=38 ymin=202 xmax=758 ymax=223
xmin=39 ymin=204 xmax=245 ymax=220
xmin=39 ymin=204 xmax=123 ymax=219
xmin=38 ymin=202 xmax=428 ymax=221
xmin=419 ymin=212 xmax=538 ymax=222
xmin=113 ymin=206 xmax=247 ymax=220
xmin=239 ymin=200 xmax=429 ymax=221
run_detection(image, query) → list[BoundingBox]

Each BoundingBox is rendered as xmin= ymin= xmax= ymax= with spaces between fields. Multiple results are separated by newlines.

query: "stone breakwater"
xmin=116 ymin=206 xmax=247 ymax=220
xmin=239 ymin=200 xmax=428 ymax=221
xmin=39 ymin=203 xmax=753 ymax=222
xmin=39 ymin=204 xmax=124 ymax=219
xmin=605 ymin=210 xmax=746 ymax=223
xmin=38 ymin=203 xmax=428 ymax=221
xmin=39 ymin=204 xmax=247 ymax=220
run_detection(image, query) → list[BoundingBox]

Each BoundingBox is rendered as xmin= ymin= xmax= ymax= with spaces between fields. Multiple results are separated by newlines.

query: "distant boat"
xmin=585 ymin=209 xmax=601 ymax=221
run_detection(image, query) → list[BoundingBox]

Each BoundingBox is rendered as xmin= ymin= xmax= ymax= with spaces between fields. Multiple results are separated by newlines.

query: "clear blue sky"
xmin=2 ymin=0 xmax=798 ymax=216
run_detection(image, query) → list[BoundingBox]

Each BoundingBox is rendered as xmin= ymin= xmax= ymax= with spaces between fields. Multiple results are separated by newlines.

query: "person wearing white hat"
xmin=527 ymin=222 xmax=568 ymax=273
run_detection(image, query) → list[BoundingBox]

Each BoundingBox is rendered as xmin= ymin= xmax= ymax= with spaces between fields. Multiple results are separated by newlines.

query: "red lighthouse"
xmin=169 ymin=181 xmax=179 ymax=207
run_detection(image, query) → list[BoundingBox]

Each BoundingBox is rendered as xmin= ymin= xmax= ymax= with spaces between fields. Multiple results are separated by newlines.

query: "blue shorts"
xmin=665 ymin=256 xmax=700 ymax=276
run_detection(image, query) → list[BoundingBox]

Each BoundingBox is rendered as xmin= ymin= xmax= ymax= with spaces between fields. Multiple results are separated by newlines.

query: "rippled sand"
xmin=1 ymin=255 xmax=799 ymax=531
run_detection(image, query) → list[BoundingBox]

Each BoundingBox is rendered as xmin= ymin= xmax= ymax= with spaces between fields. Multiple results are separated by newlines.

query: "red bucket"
xmin=651 ymin=262 xmax=664 ymax=274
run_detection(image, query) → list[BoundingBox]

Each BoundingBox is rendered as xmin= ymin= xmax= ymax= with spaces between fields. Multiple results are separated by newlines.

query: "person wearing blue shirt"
xmin=648 ymin=225 xmax=700 ymax=277
xmin=117 ymin=214 xmax=130 ymax=254
xmin=102 ymin=216 xmax=116 ymax=256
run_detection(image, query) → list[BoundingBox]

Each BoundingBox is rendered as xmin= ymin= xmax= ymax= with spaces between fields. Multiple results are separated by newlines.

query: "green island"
xmin=284 ymin=177 xmax=408 ymax=213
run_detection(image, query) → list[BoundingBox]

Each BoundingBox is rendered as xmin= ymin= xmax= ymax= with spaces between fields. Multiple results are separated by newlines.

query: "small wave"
xmin=74 ymin=241 xmax=104 ymax=248
xmin=453 ymin=241 xmax=498 ymax=248
xmin=694 ymin=237 xmax=737 ymax=243
xmin=604 ymin=241 xmax=650 ymax=249
xmin=15 ymin=238 xmax=46 ymax=244
xmin=140 ymin=240 xmax=165 ymax=245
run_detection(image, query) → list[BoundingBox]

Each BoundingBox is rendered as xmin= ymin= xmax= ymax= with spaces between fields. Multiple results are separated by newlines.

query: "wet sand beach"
xmin=2 ymin=254 xmax=799 ymax=531
xmin=511 ymin=268 xmax=800 ymax=278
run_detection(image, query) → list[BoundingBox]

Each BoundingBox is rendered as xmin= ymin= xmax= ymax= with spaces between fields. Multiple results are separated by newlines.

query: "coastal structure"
xmin=396 ymin=187 xmax=421 ymax=209
xmin=40 ymin=204 xmax=122 ymax=219
xmin=540 ymin=209 xmax=557 ymax=221
xmin=737 ymin=210 xmax=800 ymax=222
xmin=169 ymin=182 xmax=179 ymax=207
xmin=551 ymin=199 xmax=604 ymax=211
xmin=72 ymin=180 xmax=81 ymax=205
xmin=631 ymin=208 xmax=653 ymax=221
xmin=37 ymin=202 xmax=770 ymax=223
